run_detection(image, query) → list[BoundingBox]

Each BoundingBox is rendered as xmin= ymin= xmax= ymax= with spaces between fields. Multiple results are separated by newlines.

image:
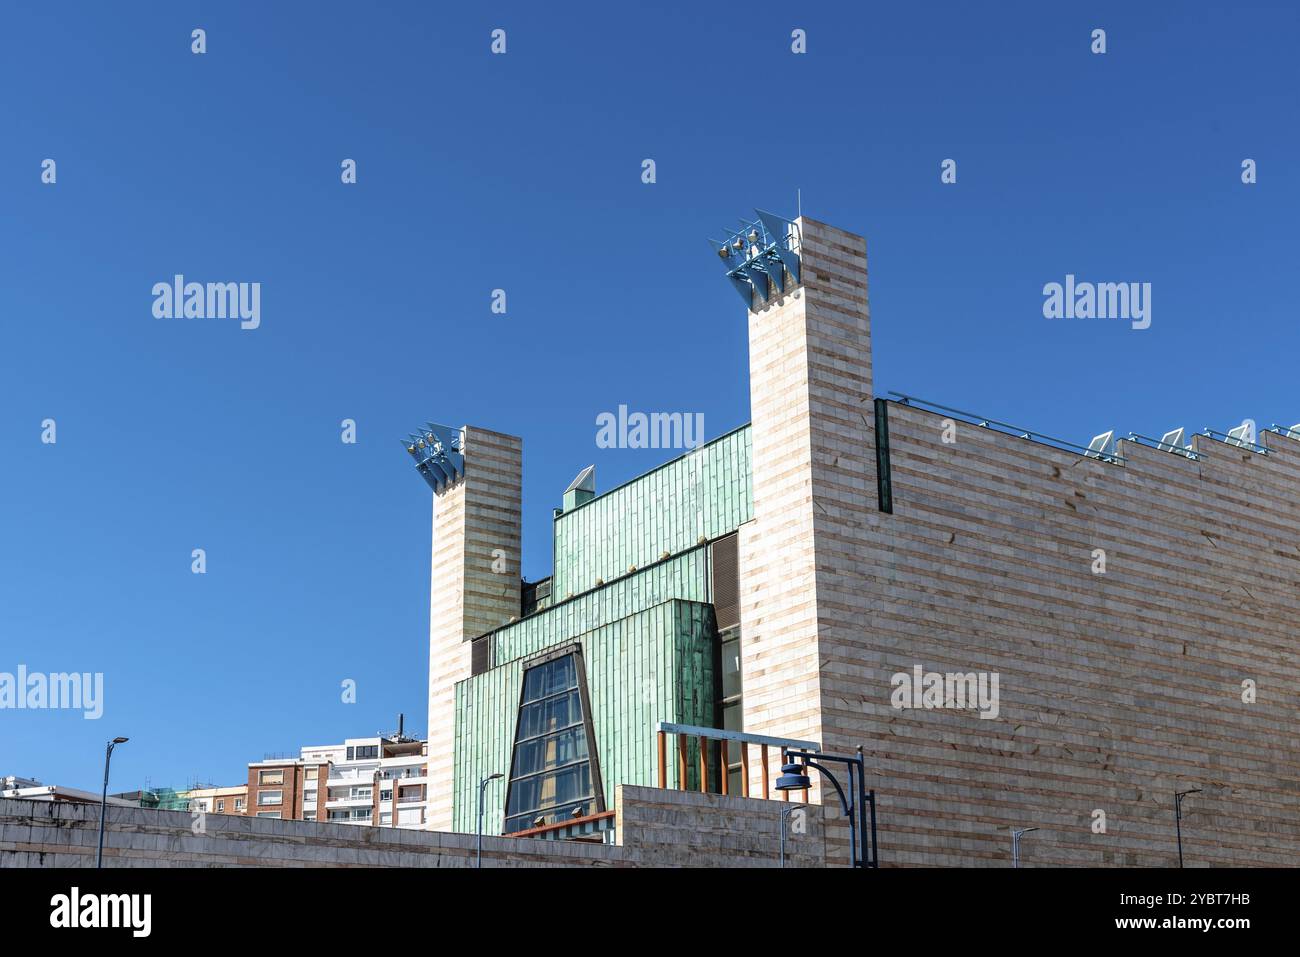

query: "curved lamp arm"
xmin=804 ymin=759 xmax=852 ymax=818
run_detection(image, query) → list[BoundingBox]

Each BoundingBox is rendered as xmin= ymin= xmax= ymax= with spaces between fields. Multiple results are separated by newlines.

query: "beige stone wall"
xmin=426 ymin=427 xmax=522 ymax=831
xmin=0 ymin=788 xmax=826 ymax=868
xmin=850 ymin=405 xmax=1300 ymax=866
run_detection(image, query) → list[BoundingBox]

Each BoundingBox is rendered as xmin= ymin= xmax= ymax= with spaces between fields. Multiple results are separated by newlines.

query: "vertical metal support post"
xmin=741 ymin=743 xmax=751 ymax=798
xmin=657 ymin=731 xmax=667 ymax=789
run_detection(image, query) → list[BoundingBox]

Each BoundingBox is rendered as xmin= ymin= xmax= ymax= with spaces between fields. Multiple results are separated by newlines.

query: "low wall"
xmin=0 ymin=786 xmax=828 ymax=868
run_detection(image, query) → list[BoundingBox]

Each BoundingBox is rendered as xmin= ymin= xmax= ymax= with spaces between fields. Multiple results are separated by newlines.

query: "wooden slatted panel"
xmin=710 ymin=532 xmax=740 ymax=630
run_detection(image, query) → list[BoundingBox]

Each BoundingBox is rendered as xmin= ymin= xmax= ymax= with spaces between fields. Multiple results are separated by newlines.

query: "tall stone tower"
xmin=735 ymin=215 xmax=876 ymax=802
xmin=416 ymin=425 xmax=522 ymax=831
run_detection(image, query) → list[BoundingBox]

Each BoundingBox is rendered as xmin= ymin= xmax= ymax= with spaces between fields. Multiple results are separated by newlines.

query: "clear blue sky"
xmin=2 ymin=1 xmax=1296 ymax=791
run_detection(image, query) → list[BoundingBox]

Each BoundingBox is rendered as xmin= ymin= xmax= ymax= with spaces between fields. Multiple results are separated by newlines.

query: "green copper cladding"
xmin=452 ymin=600 xmax=718 ymax=834
xmin=551 ymin=425 xmax=753 ymax=598
xmin=449 ymin=423 xmax=753 ymax=833
xmin=494 ymin=546 xmax=712 ymax=666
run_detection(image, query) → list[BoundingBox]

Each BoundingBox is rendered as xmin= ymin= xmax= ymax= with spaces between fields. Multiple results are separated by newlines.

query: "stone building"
xmin=407 ymin=210 xmax=1300 ymax=866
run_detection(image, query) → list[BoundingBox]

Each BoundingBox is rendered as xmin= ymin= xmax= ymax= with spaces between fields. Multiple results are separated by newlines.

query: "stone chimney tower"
xmin=730 ymin=214 xmax=876 ymax=801
xmin=408 ymin=424 xmax=522 ymax=831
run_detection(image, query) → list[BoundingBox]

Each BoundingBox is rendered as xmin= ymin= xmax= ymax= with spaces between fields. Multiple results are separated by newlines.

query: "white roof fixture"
xmin=1289 ymin=423 xmax=1300 ymax=439
xmin=1225 ymin=419 xmax=1257 ymax=448
xmin=1158 ymin=427 xmax=1186 ymax=452
xmin=565 ymin=464 xmax=596 ymax=495
xmin=1085 ymin=430 xmax=1116 ymax=460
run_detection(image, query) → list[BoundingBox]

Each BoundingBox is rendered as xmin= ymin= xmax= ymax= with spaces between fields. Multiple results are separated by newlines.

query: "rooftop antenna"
xmin=797 ymin=187 xmax=802 ymax=220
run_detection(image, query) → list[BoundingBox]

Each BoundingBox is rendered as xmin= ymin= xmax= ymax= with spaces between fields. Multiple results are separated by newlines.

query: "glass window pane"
xmin=721 ymin=637 xmax=742 ymax=699
xmin=506 ymin=654 xmax=598 ymax=832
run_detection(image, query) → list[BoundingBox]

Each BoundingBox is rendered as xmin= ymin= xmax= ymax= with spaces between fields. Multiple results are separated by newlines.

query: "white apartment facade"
xmin=247 ymin=734 xmax=428 ymax=829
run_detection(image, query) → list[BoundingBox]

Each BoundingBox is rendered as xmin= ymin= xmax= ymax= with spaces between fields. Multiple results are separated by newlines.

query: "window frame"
xmin=503 ymin=644 xmax=604 ymax=833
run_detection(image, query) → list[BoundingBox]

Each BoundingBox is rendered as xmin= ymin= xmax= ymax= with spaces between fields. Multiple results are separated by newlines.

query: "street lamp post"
xmin=476 ymin=773 xmax=503 ymax=869
xmin=1010 ymin=826 xmax=1038 ymax=868
xmin=1175 ymin=788 xmax=1202 ymax=868
xmin=778 ymin=804 xmax=802 ymax=869
xmin=775 ymin=745 xmax=878 ymax=868
xmin=96 ymin=737 xmax=129 ymax=869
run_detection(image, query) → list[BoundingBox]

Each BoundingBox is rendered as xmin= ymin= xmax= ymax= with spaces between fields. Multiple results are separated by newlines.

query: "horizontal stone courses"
xmin=890 ymin=407 xmax=1300 ymax=530
xmin=870 ymin=510 xmax=1300 ymax=637
xmin=871 ymin=527 xmax=1294 ymax=622
xmin=838 ymin=601 xmax=1291 ymax=705
xmin=857 ymin=534 xmax=1298 ymax=645
xmin=860 ymin=791 xmax=1298 ymax=852
xmin=885 ymin=450 xmax=1300 ymax=585
xmin=839 ymin=704 xmax=1290 ymax=766
xmin=854 ymin=814 xmax=1294 ymax=866
xmin=835 ymin=712 xmax=1296 ymax=791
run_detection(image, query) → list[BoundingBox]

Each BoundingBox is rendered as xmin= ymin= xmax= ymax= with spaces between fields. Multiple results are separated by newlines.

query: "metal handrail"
xmin=656 ymin=722 xmax=819 ymax=751
xmin=1200 ymin=428 xmax=1269 ymax=455
xmin=656 ymin=722 xmax=818 ymax=802
xmin=887 ymin=392 xmax=1126 ymax=464
xmin=1124 ymin=432 xmax=1207 ymax=461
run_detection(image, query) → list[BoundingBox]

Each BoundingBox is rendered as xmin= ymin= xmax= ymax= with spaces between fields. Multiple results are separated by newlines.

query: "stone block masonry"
xmin=0 ymin=788 xmax=827 ymax=868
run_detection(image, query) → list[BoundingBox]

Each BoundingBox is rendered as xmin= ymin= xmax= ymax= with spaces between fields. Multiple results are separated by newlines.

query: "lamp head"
xmin=112 ymin=737 xmax=128 ymax=744
xmin=774 ymin=760 xmax=811 ymax=792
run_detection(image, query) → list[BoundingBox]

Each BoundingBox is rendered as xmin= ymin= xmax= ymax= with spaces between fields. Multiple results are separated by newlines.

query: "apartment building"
xmin=245 ymin=734 xmax=428 ymax=829
xmin=185 ymin=784 xmax=248 ymax=816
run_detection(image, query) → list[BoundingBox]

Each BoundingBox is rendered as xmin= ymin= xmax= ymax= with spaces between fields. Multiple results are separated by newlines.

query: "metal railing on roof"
xmin=1124 ymin=432 xmax=1207 ymax=461
xmin=1201 ymin=427 xmax=1270 ymax=455
xmin=887 ymin=392 xmax=1125 ymax=464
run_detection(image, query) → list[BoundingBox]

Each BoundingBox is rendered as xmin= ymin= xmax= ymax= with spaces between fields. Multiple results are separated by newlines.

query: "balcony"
xmin=327 ymin=769 xmax=373 ymax=784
